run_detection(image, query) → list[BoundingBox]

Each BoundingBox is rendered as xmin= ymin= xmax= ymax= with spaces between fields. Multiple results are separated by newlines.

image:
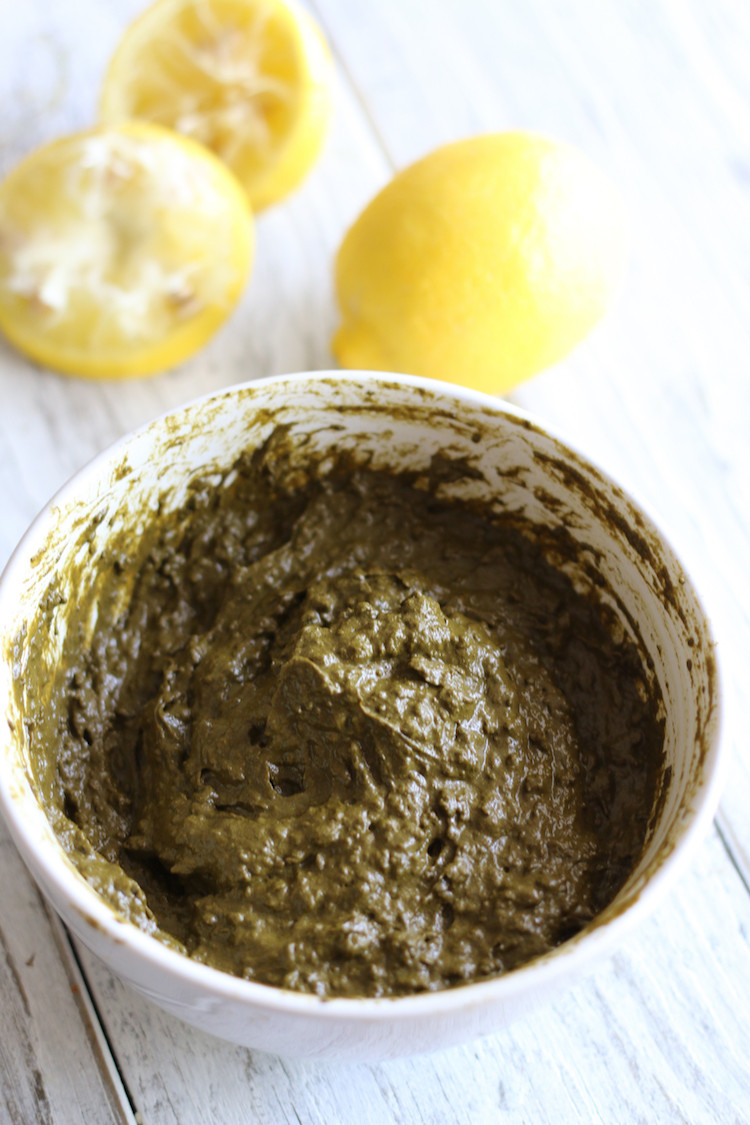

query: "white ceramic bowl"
xmin=0 ymin=372 xmax=726 ymax=1061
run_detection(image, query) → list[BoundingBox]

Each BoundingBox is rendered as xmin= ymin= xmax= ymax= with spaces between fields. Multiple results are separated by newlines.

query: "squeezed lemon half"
xmin=0 ymin=121 xmax=254 ymax=379
xmin=100 ymin=0 xmax=333 ymax=211
xmin=333 ymin=132 xmax=629 ymax=395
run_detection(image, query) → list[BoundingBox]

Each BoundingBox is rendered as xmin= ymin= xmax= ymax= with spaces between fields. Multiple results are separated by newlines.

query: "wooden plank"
xmin=73 ymin=828 xmax=750 ymax=1123
xmin=0 ymin=828 xmax=134 ymax=1124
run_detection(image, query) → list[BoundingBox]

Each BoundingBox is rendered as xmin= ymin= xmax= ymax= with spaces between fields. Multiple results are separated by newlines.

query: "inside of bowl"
xmin=1 ymin=374 xmax=719 ymax=961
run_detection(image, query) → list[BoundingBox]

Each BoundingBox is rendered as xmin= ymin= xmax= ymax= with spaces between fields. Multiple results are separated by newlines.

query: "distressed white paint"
xmin=1 ymin=0 xmax=749 ymax=1120
xmin=0 ymin=828 xmax=133 ymax=1124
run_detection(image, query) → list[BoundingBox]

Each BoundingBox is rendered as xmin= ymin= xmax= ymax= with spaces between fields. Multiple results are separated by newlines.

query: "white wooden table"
xmin=1 ymin=1 xmax=749 ymax=1121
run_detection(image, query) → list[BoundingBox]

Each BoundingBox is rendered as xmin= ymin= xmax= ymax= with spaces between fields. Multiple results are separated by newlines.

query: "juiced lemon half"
xmin=0 ymin=121 xmax=253 ymax=379
xmin=100 ymin=0 xmax=333 ymax=211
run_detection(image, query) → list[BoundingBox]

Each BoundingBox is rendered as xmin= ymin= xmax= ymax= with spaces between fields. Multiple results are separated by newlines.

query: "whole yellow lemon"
xmin=332 ymin=132 xmax=628 ymax=395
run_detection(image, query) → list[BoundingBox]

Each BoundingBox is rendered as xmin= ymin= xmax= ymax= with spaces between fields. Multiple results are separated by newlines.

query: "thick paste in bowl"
xmin=50 ymin=450 xmax=663 ymax=998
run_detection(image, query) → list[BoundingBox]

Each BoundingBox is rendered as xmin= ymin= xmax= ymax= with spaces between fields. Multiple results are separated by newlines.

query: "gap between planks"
xmin=307 ymin=0 xmax=399 ymax=176
xmin=42 ymin=901 xmax=139 ymax=1125
xmin=715 ymin=810 xmax=750 ymax=900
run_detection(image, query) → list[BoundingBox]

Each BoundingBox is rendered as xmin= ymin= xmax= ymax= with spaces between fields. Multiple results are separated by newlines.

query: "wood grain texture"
xmin=0 ymin=829 xmax=133 ymax=1124
xmin=0 ymin=0 xmax=749 ymax=1121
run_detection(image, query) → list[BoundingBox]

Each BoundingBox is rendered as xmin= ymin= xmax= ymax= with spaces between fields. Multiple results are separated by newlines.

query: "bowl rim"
xmin=0 ymin=368 xmax=729 ymax=1020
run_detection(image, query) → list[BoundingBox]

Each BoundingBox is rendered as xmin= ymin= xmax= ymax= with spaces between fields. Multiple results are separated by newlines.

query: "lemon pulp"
xmin=100 ymin=0 xmax=333 ymax=211
xmin=0 ymin=121 xmax=254 ymax=379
